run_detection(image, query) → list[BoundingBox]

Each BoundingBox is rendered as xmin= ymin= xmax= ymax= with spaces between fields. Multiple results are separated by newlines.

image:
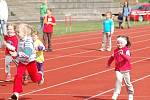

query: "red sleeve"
xmin=13 ymin=36 xmax=18 ymax=51
xmin=52 ymin=16 xmax=56 ymax=23
xmin=107 ymin=56 xmax=114 ymax=66
xmin=121 ymin=54 xmax=130 ymax=62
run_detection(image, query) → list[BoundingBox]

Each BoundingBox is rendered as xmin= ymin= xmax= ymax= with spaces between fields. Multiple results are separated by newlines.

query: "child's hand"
xmin=118 ymin=49 xmax=123 ymax=55
xmin=38 ymin=46 xmax=43 ymax=51
xmin=9 ymin=51 xmax=17 ymax=57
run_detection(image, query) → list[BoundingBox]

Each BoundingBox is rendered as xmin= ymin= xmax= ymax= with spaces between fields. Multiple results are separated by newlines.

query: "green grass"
xmin=139 ymin=0 xmax=150 ymax=3
xmin=36 ymin=20 xmax=150 ymax=36
xmin=53 ymin=21 xmax=101 ymax=36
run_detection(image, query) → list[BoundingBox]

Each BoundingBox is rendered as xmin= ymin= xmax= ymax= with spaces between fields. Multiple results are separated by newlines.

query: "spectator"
xmin=0 ymin=0 xmax=8 ymax=48
xmin=122 ymin=1 xmax=131 ymax=28
xmin=38 ymin=0 xmax=48 ymax=33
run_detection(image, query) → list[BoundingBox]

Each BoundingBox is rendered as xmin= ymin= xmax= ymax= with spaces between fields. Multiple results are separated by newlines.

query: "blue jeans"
xmin=0 ymin=20 xmax=7 ymax=35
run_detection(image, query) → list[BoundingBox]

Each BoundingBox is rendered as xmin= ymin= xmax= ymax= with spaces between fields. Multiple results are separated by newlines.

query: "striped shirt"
xmin=18 ymin=36 xmax=36 ymax=64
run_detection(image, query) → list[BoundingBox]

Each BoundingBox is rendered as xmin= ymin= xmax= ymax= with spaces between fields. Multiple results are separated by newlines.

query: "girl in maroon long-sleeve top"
xmin=107 ymin=35 xmax=134 ymax=100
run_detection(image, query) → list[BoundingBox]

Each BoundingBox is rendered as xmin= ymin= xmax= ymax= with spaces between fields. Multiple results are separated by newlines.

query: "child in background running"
xmin=43 ymin=8 xmax=56 ymax=52
xmin=32 ymin=31 xmax=45 ymax=75
xmin=107 ymin=35 xmax=134 ymax=100
xmin=10 ymin=24 xmax=44 ymax=100
xmin=99 ymin=11 xmax=114 ymax=51
xmin=3 ymin=24 xmax=18 ymax=81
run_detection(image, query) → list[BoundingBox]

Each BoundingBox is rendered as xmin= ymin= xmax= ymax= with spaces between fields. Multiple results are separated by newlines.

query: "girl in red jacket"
xmin=3 ymin=24 xmax=18 ymax=81
xmin=43 ymin=8 xmax=56 ymax=52
xmin=107 ymin=35 xmax=134 ymax=100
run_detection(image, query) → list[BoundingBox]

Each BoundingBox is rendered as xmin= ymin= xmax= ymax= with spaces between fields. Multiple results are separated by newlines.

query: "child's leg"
xmin=106 ymin=33 xmax=112 ymax=51
xmin=43 ymin=33 xmax=47 ymax=49
xmin=123 ymin=16 xmax=127 ymax=28
xmin=112 ymin=71 xmax=123 ymax=99
xmin=5 ymin=55 xmax=13 ymax=81
xmin=27 ymin=61 xmax=42 ymax=83
xmin=36 ymin=62 xmax=44 ymax=74
xmin=123 ymin=72 xmax=134 ymax=100
xmin=13 ymin=62 xmax=26 ymax=93
xmin=100 ymin=33 xmax=107 ymax=50
xmin=47 ymin=33 xmax=52 ymax=51
xmin=126 ymin=16 xmax=130 ymax=28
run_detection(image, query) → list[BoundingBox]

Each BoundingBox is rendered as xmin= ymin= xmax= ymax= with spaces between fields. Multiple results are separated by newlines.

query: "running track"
xmin=0 ymin=26 xmax=150 ymax=100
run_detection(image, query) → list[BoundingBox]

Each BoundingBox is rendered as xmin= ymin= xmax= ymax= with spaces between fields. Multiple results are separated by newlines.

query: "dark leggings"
xmin=43 ymin=33 xmax=52 ymax=50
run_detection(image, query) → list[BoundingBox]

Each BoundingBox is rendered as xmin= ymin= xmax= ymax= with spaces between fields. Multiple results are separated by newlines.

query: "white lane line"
xmin=85 ymin=74 xmax=150 ymax=100
xmin=51 ymin=26 xmax=150 ymax=41
xmin=19 ymin=57 xmax=150 ymax=97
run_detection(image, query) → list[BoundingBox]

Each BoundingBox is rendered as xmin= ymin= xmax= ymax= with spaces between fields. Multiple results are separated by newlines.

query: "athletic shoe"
xmin=128 ymin=94 xmax=133 ymax=100
xmin=106 ymin=48 xmax=111 ymax=51
xmin=112 ymin=93 xmax=118 ymax=100
xmin=5 ymin=74 xmax=11 ymax=82
xmin=10 ymin=92 xmax=19 ymax=100
xmin=98 ymin=48 xmax=105 ymax=51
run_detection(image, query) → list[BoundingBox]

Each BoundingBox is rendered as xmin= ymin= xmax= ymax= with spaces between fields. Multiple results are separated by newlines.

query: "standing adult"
xmin=122 ymin=1 xmax=131 ymax=28
xmin=0 ymin=0 xmax=8 ymax=48
xmin=38 ymin=0 xmax=48 ymax=33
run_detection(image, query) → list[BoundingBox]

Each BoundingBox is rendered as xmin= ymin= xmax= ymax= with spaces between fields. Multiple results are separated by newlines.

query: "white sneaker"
xmin=10 ymin=92 xmax=19 ymax=100
xmin=106 ymin=48 xmax=111 ymax=51
xmin=5 ymin=74 xmax=12 ymax=82
xmin=128 ymin=94 xmax=133 ymax=100
xmin=98 ymin=48 xmax=105 ymax=51
xmin=112 ymin=93 xmax=118 ymax=100
xmin=38 ymin=71 xmax=44 ymax=85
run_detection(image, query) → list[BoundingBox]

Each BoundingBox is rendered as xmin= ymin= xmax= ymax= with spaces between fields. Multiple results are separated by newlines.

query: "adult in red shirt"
xmin=43 ymin=8 xmax=56 ymax=52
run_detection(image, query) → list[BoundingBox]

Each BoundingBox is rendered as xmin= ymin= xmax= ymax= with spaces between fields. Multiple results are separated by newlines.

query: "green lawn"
xmin=37 ymin=20 xmax=150 ymax=36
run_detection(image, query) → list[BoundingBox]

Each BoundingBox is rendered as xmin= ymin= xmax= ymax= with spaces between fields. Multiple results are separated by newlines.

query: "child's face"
xmin=47 ymin=10 xmax=52 ymax=15
xmin=16 ymin=27 xmax=25 ymax=39
xmin=32 ymin=34 xmax=38 ymax=41
xmin=106 ymin=13 xmax=111 ymax=19
xmin=117 ymin=41 xmax=126 ymax=49
xmin=124 ymin=2 xmax=128 ymax=6
xmin=7 ymin=25 xmax=15 ymax=36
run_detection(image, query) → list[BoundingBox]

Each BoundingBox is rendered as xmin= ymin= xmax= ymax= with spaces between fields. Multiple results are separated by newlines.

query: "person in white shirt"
xmin=0 ymin=0 xmax=8 ymax=48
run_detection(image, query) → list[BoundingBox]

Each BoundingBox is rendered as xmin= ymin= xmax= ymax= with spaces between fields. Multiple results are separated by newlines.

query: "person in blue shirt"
xmin=99 ymin=11 xmax=114 ymax=51
xmin=122 ymin=1 xmax=131 ymax=28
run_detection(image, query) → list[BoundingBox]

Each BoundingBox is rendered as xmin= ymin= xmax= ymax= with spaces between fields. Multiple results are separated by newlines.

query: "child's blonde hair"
xmin=16 ymin=23 xmax=33 ymax=37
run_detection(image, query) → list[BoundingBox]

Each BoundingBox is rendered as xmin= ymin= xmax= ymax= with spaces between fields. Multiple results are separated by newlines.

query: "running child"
xmin=3 ymin=24 xmax=18 ymax=81
xmin=99 ymin=11 xmax=114 ymax=51
xmin=43 ymin=8 xmax=56 ymax=52
xmin=32 ymin=31 xmax=45 ymax=75
xmin=10 ymin=24 xmax=44 ymax=100
xmin=107 ymin=35 xmax=134 ymax=100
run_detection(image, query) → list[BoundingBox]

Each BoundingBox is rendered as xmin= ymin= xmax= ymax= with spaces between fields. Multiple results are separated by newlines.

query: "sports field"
xmin=0 ymin=22 xmax=150 ymax=100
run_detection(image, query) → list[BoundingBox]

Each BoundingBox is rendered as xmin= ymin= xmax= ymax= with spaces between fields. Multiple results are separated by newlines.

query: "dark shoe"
xmin=10 ymin=92 xmax=19 ymax=100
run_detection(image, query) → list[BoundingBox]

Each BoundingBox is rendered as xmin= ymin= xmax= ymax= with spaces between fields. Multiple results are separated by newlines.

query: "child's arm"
xmin=111 ymin=20 xmax=114 ymax=34
xmin=3 ymin=40 xmax=16 ymax=51
xmin=37 ymin=41 xmax=45 ymax=51
xmin=120 ymin=50 xmax=131 ymax=61
xmin=107 ymin=54 xmax=114 ymax=68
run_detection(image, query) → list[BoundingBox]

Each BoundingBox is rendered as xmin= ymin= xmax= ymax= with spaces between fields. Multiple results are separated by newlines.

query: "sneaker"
xmin=112 ymin=93 xmax=118 ymax=100
xmin=128 ymin=94 xmax=133 ymax=100
xmin=98 ymin=48 xmax=105 ymax=51
xmin=106 ymin=48 xmax=111 ymax=51
xmin=10 ymin=92 xmax=19 ymax=100
xmin=5 ymin=74 xmax=11 ymax=82
xmin=38 ymin=71 xmax=44 ymax=85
